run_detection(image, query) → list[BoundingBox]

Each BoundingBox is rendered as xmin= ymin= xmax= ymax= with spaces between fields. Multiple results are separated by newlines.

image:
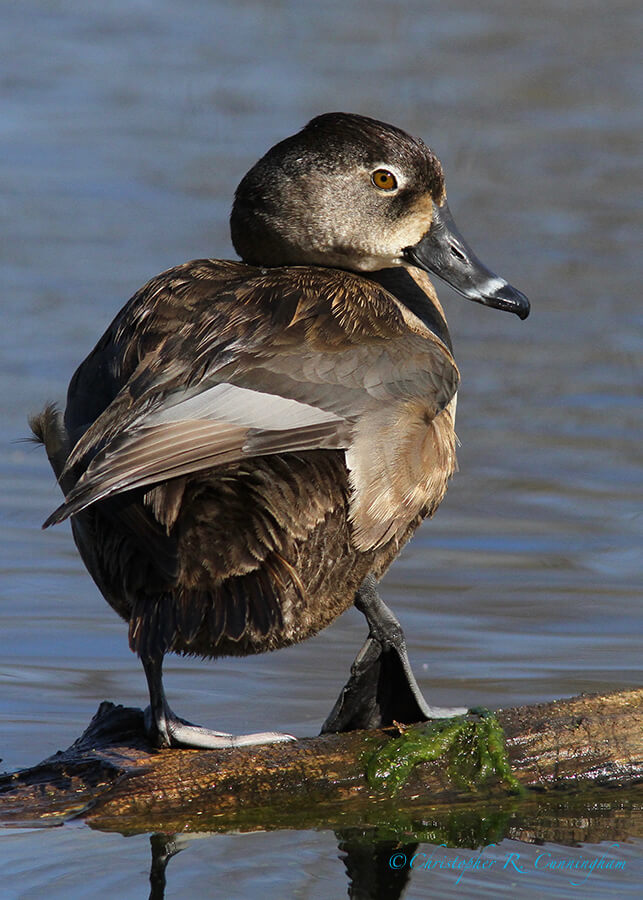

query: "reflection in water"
xmin=336 ymin=831 xmax=417 ymax=900
xmin=149 ymin=833 xmax=184 ymax=900
xmin=147 ymin=830 xmax=419 ymax=899
xmin=146 ymin=826 xmax=642 ymax=900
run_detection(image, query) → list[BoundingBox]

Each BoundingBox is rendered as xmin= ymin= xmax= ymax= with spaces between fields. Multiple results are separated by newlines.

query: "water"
xmin=1 ymin=0 xmax=641 ymax=896
xmin=1 ymin=827 xmax=641 ymax=899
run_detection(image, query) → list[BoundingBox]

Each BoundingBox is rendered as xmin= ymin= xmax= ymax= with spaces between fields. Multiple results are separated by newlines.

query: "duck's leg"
xmin=321 ymin=575 xmax=467 ymax=733
xmin=142 ymin=655 xmax=295 ymax=749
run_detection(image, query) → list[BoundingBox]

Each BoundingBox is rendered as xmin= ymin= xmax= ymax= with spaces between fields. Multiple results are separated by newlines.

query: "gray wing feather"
xmin=45 ymin=389 xmax=349 ymax=525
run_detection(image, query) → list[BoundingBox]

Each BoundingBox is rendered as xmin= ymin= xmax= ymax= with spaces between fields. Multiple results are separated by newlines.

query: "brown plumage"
xmin=31 ymin=112 xmax=528 ymax=747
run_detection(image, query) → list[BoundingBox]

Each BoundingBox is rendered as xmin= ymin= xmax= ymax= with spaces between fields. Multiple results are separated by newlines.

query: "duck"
xmin=31 ymin=112 xmax=529 ymax=749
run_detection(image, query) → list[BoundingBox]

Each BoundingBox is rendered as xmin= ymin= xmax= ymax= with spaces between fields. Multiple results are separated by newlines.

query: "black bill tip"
xmin=484 ymin=281 xmax=530 ymax=320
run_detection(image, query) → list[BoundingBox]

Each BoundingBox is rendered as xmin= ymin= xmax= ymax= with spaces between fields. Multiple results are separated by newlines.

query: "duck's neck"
xmin=365 ymin=268 xmax=453 ymax=351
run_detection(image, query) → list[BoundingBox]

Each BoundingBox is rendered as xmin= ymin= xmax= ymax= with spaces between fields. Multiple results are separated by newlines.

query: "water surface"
xmin=1 ymin=0 xmax=641 ymax=897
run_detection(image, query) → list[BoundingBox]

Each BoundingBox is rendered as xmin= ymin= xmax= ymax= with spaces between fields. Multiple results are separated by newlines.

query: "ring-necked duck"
xmin=31 ymin=113 xmax=529 ymax=748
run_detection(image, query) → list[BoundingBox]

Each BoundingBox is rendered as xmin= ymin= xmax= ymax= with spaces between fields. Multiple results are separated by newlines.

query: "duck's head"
xmin=231 ymin=112 xmax=529 ymax=319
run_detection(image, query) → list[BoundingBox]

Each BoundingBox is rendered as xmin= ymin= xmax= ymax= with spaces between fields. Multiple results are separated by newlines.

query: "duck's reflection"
xmin=147 ymin=830 xmax=417 ymax=900
xmin=149 ymin=833 xmax=183 ymax=900
xmin=145 ymin=810 xmax=635 ymax=900
xmin=336 ymin=829 xmax=418 ymax=900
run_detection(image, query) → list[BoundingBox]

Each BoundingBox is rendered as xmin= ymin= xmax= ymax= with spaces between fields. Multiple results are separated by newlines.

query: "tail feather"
xmin=28 ymin=403 xmax=70 ymax=481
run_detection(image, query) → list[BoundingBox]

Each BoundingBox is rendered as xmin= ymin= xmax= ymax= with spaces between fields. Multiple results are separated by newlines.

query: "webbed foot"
xmin=322 ymin=575 xmax=466 ymax=733
xmin=143 ymin=704 xmax=295 ymax=749
xmin=142 ymin=656 xmax=295 ymax=749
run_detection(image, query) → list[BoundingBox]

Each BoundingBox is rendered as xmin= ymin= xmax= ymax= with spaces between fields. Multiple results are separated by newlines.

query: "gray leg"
xmin=142 ymin=655 xmax=295 ymax=749
xmin=322 ymin=575 xmax=467 ymax=733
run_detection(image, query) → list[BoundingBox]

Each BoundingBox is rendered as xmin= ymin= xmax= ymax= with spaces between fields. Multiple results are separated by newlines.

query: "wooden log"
xmin=1 ymin=688 xmax=641 ymax=840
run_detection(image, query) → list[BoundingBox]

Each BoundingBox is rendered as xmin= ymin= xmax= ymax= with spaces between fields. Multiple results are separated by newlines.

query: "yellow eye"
xmin=371 ymin=169 xmax=398 ymax=191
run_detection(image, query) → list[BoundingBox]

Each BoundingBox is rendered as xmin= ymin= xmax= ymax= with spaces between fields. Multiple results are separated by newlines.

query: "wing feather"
xmin=50 ymin=261 xmax=460 ymax=548
xmin=46 ymin=392 xmax=349 ymax=525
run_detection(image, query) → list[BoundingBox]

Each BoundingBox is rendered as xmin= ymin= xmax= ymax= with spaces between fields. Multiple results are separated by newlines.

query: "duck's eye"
xmin=371 ymin=169 xmax=398 ymax=191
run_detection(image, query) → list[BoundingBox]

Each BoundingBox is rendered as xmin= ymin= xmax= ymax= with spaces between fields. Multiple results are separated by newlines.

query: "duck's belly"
xmin=70 ymin=443 xmax=446 ymax=661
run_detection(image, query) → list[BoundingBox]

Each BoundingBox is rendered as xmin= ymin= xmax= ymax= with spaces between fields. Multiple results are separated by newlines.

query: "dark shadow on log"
xmin=1 ymin=688 xmax=641 ymax=846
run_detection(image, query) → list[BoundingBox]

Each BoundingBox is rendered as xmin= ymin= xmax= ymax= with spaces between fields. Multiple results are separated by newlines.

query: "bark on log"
xmin=1 ymin=688 xmax=641 ymax=840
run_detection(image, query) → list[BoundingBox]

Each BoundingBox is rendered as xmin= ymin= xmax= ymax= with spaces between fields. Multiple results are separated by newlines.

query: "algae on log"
xmin=0 ymin=688 xmax=641 ymax=835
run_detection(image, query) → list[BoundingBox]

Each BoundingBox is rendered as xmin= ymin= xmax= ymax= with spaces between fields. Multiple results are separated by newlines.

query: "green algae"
xmin=365 ymin=711 xmax=524 ymax=796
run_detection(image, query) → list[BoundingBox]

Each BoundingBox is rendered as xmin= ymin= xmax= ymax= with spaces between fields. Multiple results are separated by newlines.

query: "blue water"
xmin=1 ymin=0 xmax=641 ymax=897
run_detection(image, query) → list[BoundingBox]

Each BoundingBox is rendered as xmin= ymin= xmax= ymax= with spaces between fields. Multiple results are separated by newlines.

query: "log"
xmin=1 ymin=688 xmax=641 ymax=843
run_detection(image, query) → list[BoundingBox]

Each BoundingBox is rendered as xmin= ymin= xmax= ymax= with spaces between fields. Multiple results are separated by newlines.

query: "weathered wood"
xmin=1 ymin=688 xmax=641 ymax=838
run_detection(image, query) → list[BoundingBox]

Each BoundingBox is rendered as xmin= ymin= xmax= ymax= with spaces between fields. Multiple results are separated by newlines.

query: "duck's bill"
xmin=403 ymin=201 xmax=530 ymax=320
